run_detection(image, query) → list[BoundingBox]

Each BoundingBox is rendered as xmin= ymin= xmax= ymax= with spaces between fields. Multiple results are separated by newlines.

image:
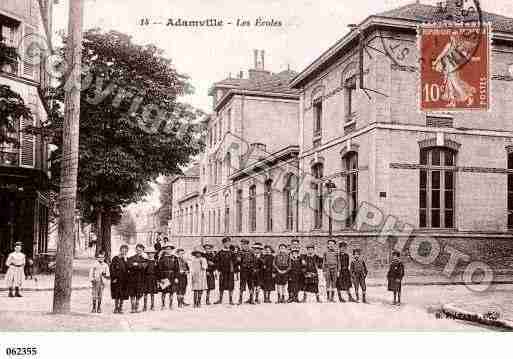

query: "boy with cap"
xmin=290 ymin=239 xmax=305 ymax=301
xmin=143 ymin=251 xmax=159 ymax=311
xmin=89 ymin=252 xmax=110 ymax=313
xmin=127 ymin=244 xmax=148 ymax=313
xmin=203 ymin=243 xmax=216 ymax=305
xmin=175 ymin=248 xmax=190 ymax=308
xmin=350 ymin=248 xmax=368 ymax=303
xmin=337 ymin=241 xmax=355 ymax=302
xmin=238 ymin=238 xmax=257 ymax=305
xmin=287 ymin=249 xmax=303 ymax=303
xmin=158 ymin=244 xmax=178 ymax=309
xmin=303 ymin=244 xmax=322 ymax=303
xmin=214 ymin=237 xmax=237 ymax=305
xmin=273 ymin=243 xmax=290 ymax=304
xmin=322 ymin=239 xmax=340 ymax=302
xmin=387 ymin=250 xmax=404 ymax=305
xmin=110 ymin=244 xmax=129 ymax=314
xmin=252 ymin=242 xmax=264 ymax=304
xmin=261 ymin=245 xmax=275 ymax=303
xmin=4 ymin=242 xmax=26 ymax=298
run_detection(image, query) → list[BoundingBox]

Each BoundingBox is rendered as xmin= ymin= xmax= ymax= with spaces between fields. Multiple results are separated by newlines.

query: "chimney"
xmin=253 ymin=49 xmax=258 ymax=69
xmin=248 ymin=49 xmax=271 ymax=80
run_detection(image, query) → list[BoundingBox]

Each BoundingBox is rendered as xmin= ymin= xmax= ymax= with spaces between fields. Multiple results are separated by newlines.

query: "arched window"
xmin=343 ymin=152 xmax=358 ymax=226
xmin=264 ymin=180 xmax=273 ymax=232
xmin=312 ymin=163 xmax=324 ymax=229
xmin=419 ymin=147 xmax=456 ymax=228
xmin=249 ymin=185 xmax=257 ymax=232
xmin=217 ymin=208 xmax=221 ymax=234
xmin=190 ymin=206 xmax=193 ymax=233
xmin=195 ymin=204 xmax=199 ymax=234
xmin=212 ymin=210 xmax=216 ymax=234
xmin=236 ymin=189 xmax=243 ymax=233
xmin=201 ymin=212 xmax=205 ymax=234
xmin=284 ymin=175 xmax=298 ymax=231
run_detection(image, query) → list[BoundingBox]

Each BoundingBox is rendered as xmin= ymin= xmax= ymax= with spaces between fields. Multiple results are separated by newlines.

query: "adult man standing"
xmin=214 ymin=237 xmax=237 ymax=305
xmin=110 ymin=244 xmax=129 ymax=314
xmin=238 ymin=239 xmax=257 ymax=305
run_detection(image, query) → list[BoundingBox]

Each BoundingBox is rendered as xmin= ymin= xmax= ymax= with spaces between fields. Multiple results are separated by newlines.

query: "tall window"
xmin=344 ymin=152 xmax=358 ymax=226
xmin=190 ymin=206 xmax=194 ymax=233
xmin=212 ymin=210 xmax=216 ymax=234
xmin=218 ymin=160 xmax=222 ymax=184
xmin=224 ymin=205 xmax=230 ymax=233
xmin=227 ymin=109 xmax=232 ymax=132
xmin=285 ymin=175 xmax=298 ymax=231
xmin=344 ymin=76 xmax=356 ymax=120
xmin=236 ymin=189 xmax=243 ymax=232
xmin=249 ymin=185 xmax=257 ymax=232
xmin=312 ymin=164 xmax=323 ymax=229
xmin=217 ymin=208 xmax=221 ymax=234
xmin=201 ymin=212 xmax=205 ymax=234
xmin=225 ymin=152 xmax=231 ymax=178
xmin=213 ymin=124 xmax=217 ymax=144
xmin=508 ymin=152 xmax=513 ymax=229
xmin=0 ymin=16 xmax=20 ymax=75
xmin=195 ymin=205 xmax=199 ymax=233
xmin=264 ymin=180 xmax=273 ymax=232
xmin=419 ymin=147 xmax=456 ymax=228
xmin=313 ymin=99 xmax=322 ymax=135
xmin=219 ymin=118 xmax=223 ymax=139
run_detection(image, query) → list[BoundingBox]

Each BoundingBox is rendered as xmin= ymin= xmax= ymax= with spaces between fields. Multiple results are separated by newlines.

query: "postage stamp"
xmin=419 ymin=22 xmax=490 ymax=112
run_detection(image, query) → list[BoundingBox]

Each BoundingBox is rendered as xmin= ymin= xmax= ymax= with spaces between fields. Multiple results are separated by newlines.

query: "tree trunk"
xmin=101 ymin=209 xmax=112 ymax=261
xmin=95 ymin=208 xmax=103 ymax=256
xmin=52 ymin=0 xmax=83 ymax=314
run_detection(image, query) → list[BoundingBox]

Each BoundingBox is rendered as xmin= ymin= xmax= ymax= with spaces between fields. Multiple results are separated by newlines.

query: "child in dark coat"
xmin=287 ymin=249 xmax=303 ymax=303
xmin=273 ymin=243 xmax=290 ymax=304
xmin=350 ymin=248 xmax=368 ymax=303
xmin=143 ymin=251 xmax=159 ymax=311
xmin=261 ymin=245 xmax=275 ymax=303
xmin=175 ymin=248 xmax=190 ymax=308
xmin=387 ymin=250 xmax=405 ymax=305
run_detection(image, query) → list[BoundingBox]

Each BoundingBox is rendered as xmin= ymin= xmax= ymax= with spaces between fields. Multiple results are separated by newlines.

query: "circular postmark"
xmin=17 ymin=33 xmax=50 ymax=67
xmin=378 ymin=0 xmax=484 ymax=73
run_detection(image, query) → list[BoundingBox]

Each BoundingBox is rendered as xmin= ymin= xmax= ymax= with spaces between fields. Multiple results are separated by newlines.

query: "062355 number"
xmin=5 ymin=347 xmax=38 ymax=356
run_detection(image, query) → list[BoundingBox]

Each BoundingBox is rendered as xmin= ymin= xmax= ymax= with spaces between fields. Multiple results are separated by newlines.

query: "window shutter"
xmin=23 ymin=24 xmax=36 ymax=79
xmin=20 ymin=94 xmax=36 ymax=167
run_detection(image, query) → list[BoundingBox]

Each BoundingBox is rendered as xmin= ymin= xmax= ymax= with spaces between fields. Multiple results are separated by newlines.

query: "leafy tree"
xmin=49 ymin=29 xmax=205 ymax=258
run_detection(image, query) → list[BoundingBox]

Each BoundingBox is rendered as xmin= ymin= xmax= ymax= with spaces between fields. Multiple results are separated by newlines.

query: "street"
xmin=1 ymin=284 xmax=506 ymax=331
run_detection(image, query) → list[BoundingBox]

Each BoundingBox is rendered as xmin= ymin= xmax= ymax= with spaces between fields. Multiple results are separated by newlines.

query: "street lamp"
xmin=325 ymin=180 xmax=337 ymax=239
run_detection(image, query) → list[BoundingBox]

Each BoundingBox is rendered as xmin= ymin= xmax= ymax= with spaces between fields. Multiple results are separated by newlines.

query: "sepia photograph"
xmin=1 ymin=0 xmax=513 ymax=352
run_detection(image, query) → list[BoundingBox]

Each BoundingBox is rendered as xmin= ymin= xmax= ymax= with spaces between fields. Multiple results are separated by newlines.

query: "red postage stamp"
xmin=419 ymin=23 xmax=490 ymax=112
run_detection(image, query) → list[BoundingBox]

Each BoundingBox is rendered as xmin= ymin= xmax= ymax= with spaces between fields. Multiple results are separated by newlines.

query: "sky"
xmin=52 ymin=0 xmax=513 ymax=113
xmin=50 ymin=0 xmax=513 ymax=209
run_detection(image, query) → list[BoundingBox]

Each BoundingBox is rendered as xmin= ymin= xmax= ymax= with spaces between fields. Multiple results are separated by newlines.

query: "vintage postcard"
xmin=2 ymin=0 xmax=513 ymax=353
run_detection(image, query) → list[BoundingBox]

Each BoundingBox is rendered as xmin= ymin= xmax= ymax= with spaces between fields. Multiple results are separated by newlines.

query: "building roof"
xmin=291 ymin=1 xmax=513 ymax=88
xmin=212 ymin=69 xmax=299 ymax=95
xmin=376 ymin=2 xmax=513 ymax=33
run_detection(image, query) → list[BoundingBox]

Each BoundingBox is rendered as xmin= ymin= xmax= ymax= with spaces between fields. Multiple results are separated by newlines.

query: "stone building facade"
xmin=291 ymin=2 xmax=513 ymax=276
xmin=0 ymin=0 xmax=53 ymax=266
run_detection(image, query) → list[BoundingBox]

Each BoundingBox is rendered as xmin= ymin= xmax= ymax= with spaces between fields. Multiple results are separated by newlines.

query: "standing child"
xmin=110 ymin=245 xmax=129 ymax=314
xmin=203 ymin=244 xmax=216 ymax=305
xmin=287 ymin=249 xmax=303 ymax=303
xmin=252 ymin=243 xmax=264 ymax=304
xmin=127 ymin=244 xmax=148 ymax=313
xmin=5 ymin=242 xmax=26 ymax=298
xmin=322 ymin=239 xmax=340 ymax=302
xmin=191 ymin=247 xmax=208 ymax=308
xmin=336 ymin=241 xmax=355 ymax=302
xmin=303 ymin=244 xmax=322 ymax=303
xmin=350 ymin=249 xmax=368 ymax=303
xmin=175 ymin=248 xmax=190 ymax=308
xmin=261 ymin=245 xmax=275 ymax=303
xmin=273 ymin=243 xmax=290 ymax=304
xmin=387 ymin=250 xmax=404 ymax=305
xmin=143 ymin=251 xmax=159 ymax=311
xmin=157 ymin=244 xmax=178 ymax=310
xmin=89 ymin=252 xmax=110 ymax=313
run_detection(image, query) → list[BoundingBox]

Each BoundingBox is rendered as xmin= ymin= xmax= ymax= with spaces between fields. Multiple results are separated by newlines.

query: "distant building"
xmin=0 ymin=0 xmax=53 ymax=264
xmin=168 ymin=50 xmax=300 ymax=249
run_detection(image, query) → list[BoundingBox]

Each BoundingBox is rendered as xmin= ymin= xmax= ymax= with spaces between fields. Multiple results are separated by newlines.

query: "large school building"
xmin=169 ymin=1 xmax=513 ymax=279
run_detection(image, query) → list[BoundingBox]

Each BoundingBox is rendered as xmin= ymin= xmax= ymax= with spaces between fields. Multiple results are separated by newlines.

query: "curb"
xmin=0 ymin=286 xmax=91 ymax=292
xmin=442 ymin=303 xmax=513 ymax=330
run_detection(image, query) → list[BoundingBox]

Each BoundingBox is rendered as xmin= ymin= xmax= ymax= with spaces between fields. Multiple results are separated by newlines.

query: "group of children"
xmin=86 ymin=237 xmax=405 ymax=314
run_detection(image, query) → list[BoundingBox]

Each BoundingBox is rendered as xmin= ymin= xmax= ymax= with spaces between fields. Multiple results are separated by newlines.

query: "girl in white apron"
xmin=5 ymin=242 xmax=26 ymax=297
